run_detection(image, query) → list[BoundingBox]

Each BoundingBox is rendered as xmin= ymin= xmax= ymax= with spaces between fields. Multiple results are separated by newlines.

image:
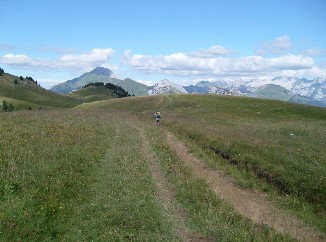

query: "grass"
xmin=80 ymin=94 xmax=326 ymax=231
xmin=158 ymin=95 xmax=326 ymax=231
xmin=145 ymin=127 xmax=294 ymax=241
xmin=1 ymin=94 xmax=325 ymax=240
xmin=0 ymin=110 xmax=114 ymax=240
xmin=0 ymin=110 xmax=177 ymax=240
xmin=77 ymin=94 xmax=326 ymax=214
xmin=69 ymin=85 xmax=116 ymax=102
xmin=74 ymin=113 xmax=174 ymax=241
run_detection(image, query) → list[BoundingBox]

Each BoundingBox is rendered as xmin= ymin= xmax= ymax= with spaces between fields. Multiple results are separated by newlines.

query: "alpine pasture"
xmin=1 ymin=94 xmax=325 ymax=241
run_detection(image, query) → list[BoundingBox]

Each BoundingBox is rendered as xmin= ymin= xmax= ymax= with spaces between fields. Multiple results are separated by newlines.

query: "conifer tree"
xmin=2 ymin=100 xmax=8 ymax=111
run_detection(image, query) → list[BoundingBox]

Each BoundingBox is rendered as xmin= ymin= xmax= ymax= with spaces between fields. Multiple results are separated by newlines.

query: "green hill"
xmin=0 ymin=72 xmax=83 ymax=109
xmin=69 ymin=85 xmax=117 ymax=102
xmin=70 ymin=82 xmax=132 ymax=101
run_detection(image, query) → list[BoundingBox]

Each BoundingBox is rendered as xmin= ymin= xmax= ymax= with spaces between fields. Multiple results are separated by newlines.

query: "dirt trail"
xmin=167 ymin=132 xmax=326 ymax=242
xmin=135 ymin=125 xmax=210 ymax=242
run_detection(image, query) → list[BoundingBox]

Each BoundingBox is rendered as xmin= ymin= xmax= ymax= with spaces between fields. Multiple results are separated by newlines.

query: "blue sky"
xmin=1 ymin=0 xmax=325 ymax=88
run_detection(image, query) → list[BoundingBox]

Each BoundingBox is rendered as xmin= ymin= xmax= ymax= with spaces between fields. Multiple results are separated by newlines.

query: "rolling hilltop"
xmin=70 ymin=82 xmax=131 ymax=102
xmin=0 ymin=71 xmax=82 ymax=109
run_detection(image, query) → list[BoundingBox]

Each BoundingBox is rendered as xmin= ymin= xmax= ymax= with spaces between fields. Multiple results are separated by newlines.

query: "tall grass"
xmin=74 ymin=113 xmax=174 ymax=240
xmin=76 ymin=94 xmax=326 ymax=233
xmin=0 ymin=110 xmax=177 ymax=240
xmin=1 ymin=94 xmax=325 ymax=240
xmin=159 ymin=95 xmax=326 ymax=228
xmin=0 ymin=110 xmax=114 ymax=240
xmin=77 ymin=95 xmax=326 ymax=214
xmin=145 ymin=126 xmax=294 ymax=241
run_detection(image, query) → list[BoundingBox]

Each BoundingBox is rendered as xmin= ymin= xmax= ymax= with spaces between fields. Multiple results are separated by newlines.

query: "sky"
xmin=0 ymin=0 xmax=326 ymax=89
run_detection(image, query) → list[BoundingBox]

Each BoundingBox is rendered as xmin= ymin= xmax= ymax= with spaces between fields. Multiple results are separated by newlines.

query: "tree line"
xmin=0 ymin=67 xmax=38 ymax=85
xmin=83 ymin=82 xmax=132 ymax=98
xmin=16 ymin=76 xmax=38 ymax=85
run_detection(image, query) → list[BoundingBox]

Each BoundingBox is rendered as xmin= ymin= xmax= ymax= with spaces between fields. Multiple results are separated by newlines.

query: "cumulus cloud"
xmin=189 ymin=45 xmax=232 ymax=58
xmin=59 ymin=48 xmax=114 ymax=66
xmin=2 ymin=54 xmax=34 ymax=66
xmin=0 ymin=48 xmax=115 ymax=72
xmin=261 ymin=35 xmax=293 ymax=55
xmin=123 ymin=46 xmax=316 ymax=79
xmin=303 ymin=48 xmax=325 ymax=56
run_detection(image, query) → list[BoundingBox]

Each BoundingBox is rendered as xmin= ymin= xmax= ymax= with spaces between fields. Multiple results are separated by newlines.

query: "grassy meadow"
xmin=0 ymin=94 xmax=325 ymax=241
xmin=79 ymin=94 xmax=326 ymax=232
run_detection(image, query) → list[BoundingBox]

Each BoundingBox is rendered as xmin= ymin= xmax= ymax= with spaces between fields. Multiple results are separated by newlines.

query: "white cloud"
xmin=0 ymin=48 xmax=117 ymax=89
xmin=2 ymin=54 xmax=33 ymax=65
xmin=59 ymin=48 xmax=114 ymax=66
xmin=123 ymin=46 xmax=318 ymax=79
xmin=37 ymin=78 xmax=65 ymax=89
xmin=303 ymin=48 xmax=325 ymax=56
xmin=0 ymin=48 xmax=115 ymax=72
xmin=2 ymin=43 xmax=325 ymax=86
xmin=136 ymin=79 xmax=156 ymax=86
xmin=261 ymin=35 xmax=293 ymax=55
xmin=269 ymin=55 xmax=314 ymax=70
xmin=190 ymin=45 xmax=232 ymax=58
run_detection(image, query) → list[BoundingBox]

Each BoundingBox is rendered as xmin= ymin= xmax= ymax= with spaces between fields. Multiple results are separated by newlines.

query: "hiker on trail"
xmin=154 ymin=111 xmax=161 ymax=127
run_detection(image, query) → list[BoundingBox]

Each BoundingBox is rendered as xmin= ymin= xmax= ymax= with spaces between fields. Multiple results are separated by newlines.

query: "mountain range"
xmin=50 ymin=67 xmax=149 ymax=96
xmin=50 ymin=67 xmax=326 ymax=107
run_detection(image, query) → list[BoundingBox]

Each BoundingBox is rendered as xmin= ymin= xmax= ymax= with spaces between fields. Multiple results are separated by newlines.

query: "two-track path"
xmin=90 ymin=111 xmax=324 ymax=241
xmin=166 ymin=132 xmax=326 ymax=242
xmin=133 ymin=122 xmax=209 ymax=242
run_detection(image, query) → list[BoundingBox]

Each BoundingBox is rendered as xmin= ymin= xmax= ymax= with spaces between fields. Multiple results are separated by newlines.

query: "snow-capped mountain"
xmin=234 ymin=76 xmax=326 ymax=104
xmin=148 ymin=79 xmax=188 ymax=95
xmin=149 ymin=77 xmax=326 ymax=107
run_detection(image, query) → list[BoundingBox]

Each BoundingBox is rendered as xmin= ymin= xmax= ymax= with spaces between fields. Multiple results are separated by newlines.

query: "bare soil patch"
xmin=167 ymin=132 xmax=326 ymax=242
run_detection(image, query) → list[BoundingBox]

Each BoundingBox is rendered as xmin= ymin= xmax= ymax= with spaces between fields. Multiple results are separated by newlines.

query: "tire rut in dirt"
xmin=167 ymin=132 xmax=326 ymax=242
xmin=135 ymin=124 xmax=210 ymax=242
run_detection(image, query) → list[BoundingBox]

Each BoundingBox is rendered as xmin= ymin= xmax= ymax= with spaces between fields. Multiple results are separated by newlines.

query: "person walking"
xmin=153 ymin=111 xmax=161 ymax=128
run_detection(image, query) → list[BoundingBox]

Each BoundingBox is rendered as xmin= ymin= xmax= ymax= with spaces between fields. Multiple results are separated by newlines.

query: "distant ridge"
xmin=148 ymin=79 xmax=187 ymax=95
xmin=50 ymin=66 xmax=326 ymax=107
xmin=148 ymin=77 xmax=326 ymax=107
xmin=50 ymin=67 xmax=114 ymax=94
xmin=50 ymin=67 xmax=149 ymax=96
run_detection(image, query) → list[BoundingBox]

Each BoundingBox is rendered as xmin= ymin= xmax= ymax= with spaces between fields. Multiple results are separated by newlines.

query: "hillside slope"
xmin=69 ymin=85 xmax=118 ymax=102
xmin=0 ymin=72 xmax=82 ymax=109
